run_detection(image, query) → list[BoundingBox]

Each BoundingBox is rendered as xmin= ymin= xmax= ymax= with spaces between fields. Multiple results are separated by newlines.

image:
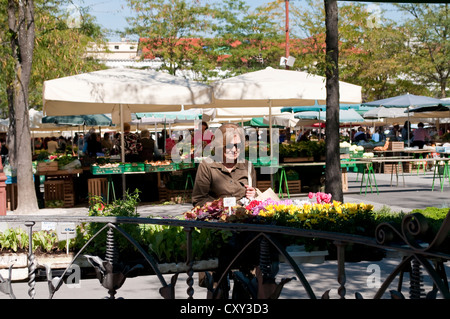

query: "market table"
xmin=366 ymin=157 xmax=450 ymax=190
xmin=274 ymin=160 xmax=375 ymax=198
xmin=90 ymin=162 xmax=195 ymax=203
xmin=403 ymin=149 xmax=437 ymax=175
xmin=369 ymin=155 xmax=414 ymax=173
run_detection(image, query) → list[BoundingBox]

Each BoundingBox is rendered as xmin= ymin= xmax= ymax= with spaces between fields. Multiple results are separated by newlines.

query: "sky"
xmin=70 ymin=0 xmax=403 ymax=41
xmin=71 ymin=0 xmax=267 ymax=40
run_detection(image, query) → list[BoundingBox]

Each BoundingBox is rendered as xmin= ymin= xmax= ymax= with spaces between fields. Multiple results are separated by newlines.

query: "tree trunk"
xmin=7 ymin=0 xmax=39 ymax=214
xmin=324 ymin=0 xmax=343 ymax=202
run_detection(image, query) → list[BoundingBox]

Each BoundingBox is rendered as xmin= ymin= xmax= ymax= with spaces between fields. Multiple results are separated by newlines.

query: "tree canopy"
xmin=124 ymin=0 xmax=448 ymax=99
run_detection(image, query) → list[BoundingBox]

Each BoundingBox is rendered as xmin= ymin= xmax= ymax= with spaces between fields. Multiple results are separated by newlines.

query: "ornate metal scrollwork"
xmin=85 ymin=224 xmax=144 ymax=299
xmin=1 ymin=213 xmax=449 ymax=299
xmin=374 ymin=211 xmax=450 ymax=299
xmin=24 ymin=221 xmax=36 ymax=299
xmin=0 ymin=265 xmax=16 ymax=299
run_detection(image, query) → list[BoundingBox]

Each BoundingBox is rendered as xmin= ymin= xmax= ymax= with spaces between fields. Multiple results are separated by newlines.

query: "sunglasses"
xmin=224 ymin=142 xmax=243 ymax=150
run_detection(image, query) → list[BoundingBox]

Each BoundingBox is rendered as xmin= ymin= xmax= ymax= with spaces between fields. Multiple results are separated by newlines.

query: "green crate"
xmin=350 ymin=151 xmax=364 ymax=158
xmin=145 ymin=163 xmax=178 ymax=172
xmin=156 ymin=163 xmax=178 ymax=172
xmin=91 ymin=164 xmax=124 ymax=175
xmin=178 ymin=162 xmax=195 ymax=169
xmin=124 ymin=162 xmax=145 ymax=172
xmin=145 ymin=164 xmax=157 ymax=172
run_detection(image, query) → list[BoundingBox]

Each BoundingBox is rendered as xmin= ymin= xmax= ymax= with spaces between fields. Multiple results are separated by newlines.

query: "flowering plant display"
xmin=184 ymin=193 xmax=378 ymax=254
xmin=184 ymin=198 xmax=251 ymax=222
xmin=184 ymin=192 xmax=375 ymax=236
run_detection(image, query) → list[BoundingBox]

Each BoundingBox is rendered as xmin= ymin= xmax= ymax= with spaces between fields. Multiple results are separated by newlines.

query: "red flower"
xmin=245 ymin=200 xmax=262 ymax=210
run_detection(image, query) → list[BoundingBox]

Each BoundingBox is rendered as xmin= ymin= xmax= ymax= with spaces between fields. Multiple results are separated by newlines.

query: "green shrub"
xmin=79 ymin=189 xmax=142 ymax=257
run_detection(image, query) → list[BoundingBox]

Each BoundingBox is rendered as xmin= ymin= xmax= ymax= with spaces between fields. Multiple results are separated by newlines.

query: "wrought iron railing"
xmin=0 ymin=211 xmax=449 ymax=299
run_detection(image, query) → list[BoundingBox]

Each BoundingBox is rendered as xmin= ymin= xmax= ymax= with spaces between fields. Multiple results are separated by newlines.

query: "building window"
xmin=114 ymin=45 xmax=119 ymax=50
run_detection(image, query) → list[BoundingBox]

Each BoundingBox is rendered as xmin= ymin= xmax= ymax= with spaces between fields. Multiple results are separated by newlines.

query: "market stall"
xmin=42 ymin=68 xmax=214 ymax=204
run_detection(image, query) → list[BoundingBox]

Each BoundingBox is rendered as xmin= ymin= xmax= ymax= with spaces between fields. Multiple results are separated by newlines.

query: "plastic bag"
xmin=61 ymin=159 xmax=82 ymax=170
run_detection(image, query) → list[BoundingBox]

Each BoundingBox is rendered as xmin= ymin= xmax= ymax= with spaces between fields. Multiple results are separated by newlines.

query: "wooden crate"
xmin=388 ymin=141 xmax=404 ymax=151
xmin=37 ymin=161 xmax=58 ymax=172
xmin=284 ymin=180 xmax=301 ymax=194
xmin=44 ymin=180 xmax=65 ymax=202
xmin=257 ymin=181 xmax=272 ymax=192
xmin=44 ymin=179 xmax=76 ymax=208
xmin=158 ymin=187 xmax=170 ymax=202
xmin=88 ymin=178 xmax=107 ymax=198
xmin=403 ymin=162 xmax=413 ymax=173
xmin=383 ymin=163 xmax=403 ymax=174
xmin=63 ymin=179 xmax=75 ymax=208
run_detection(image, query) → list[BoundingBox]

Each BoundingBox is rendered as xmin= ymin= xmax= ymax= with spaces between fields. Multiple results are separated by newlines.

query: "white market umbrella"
xmin=211 ymin=106 xmax=285 ymax=118
xmin=294 ymin=109 xmax=364 ymax=123
xmin=363 ymin=107 xmax=410 ymax=120
xmin=43 ymin=68 xmax=213 ymax=116
xmin=262 ymin=113 xmax=300 ymax=128
xmin=206 ymin=67 xmax=361 ymax=108
xmin=190 ymin=67 xmax=361 ymax=169
xmin=362 ymin=93 xmax=450 ymax=146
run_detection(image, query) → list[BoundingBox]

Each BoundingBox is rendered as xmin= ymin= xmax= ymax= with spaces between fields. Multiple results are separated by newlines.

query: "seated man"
xmin=353 ymin=127 xmax=367 ymax=143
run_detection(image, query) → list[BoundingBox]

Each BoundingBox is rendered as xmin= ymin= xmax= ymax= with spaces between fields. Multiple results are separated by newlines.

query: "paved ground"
xmin=1 ymin=170 xmax=450 ymax=300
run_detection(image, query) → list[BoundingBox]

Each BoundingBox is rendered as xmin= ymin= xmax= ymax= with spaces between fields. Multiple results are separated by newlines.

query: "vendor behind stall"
xmin=192 ymin=123 xmax=256 ymax=207
xmin=121 ymin=123 xmax=142 ymax=162
xmin=139 ymin=129 xmax=155 ymax=162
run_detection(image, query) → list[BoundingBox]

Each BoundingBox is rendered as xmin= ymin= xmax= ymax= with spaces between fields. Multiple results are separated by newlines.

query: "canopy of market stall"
xmin=195 ymin=67 xmax=361 ymax=109
xmin=263 ymin=113 xmax=300 ymax=128
xmin=294 ymin=109 xmax=364 ymax=123
xmin=43 ymin=68 xmax=213 ymax=116
xmin=243 ymin=117 xmax=284 ymax=128
xmin=362 ymin=93 xmax=450 ymax=145
xmin=41 ymin=114 xmax=114 ymax=126
xmin=362 ymin=93 xmax=450 ymax=109
xmin=363 ymin=106 xmax=410 ymax=121
xmin=132 ymin=108 xmax=216 ymax=125
xmin=281 ymin=101 xmax=362 ymax=113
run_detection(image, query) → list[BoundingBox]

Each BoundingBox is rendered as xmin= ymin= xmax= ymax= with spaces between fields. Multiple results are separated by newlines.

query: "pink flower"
xmin=322 ymin=193 xmax=332 ymax=203
xmin=310 ymin=192 xmax=332 ymax=204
